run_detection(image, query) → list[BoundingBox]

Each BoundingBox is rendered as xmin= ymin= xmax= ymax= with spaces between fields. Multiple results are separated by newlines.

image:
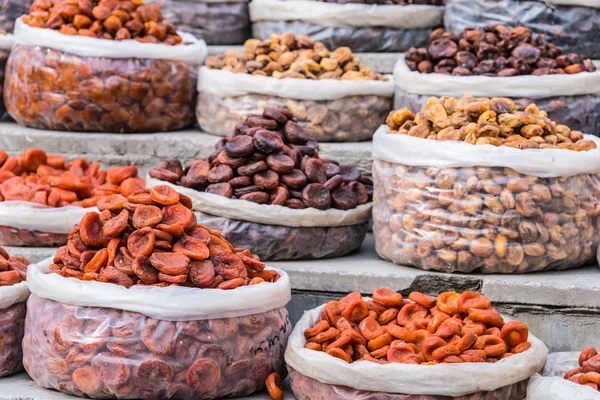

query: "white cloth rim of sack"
xmin=394 ymin=56 xmax=600 ymax=98
xmin=0 ymin=201 xmax=97 ymax=234
xmin=27 ymin=258 xmax=291 ymax=321
xmin=541 ymin=0 xmax=600 ymax=8
xmin=197 ymin=67 xmax=394 ymax=100
xmin=0 ymin=33 xmax=14 ymax=50
xmin=286 ymin=300 xmax=548 ymax=396
xmin=372 ymin=125 xmax=600 ymax=178
xmin=13 ymin=18 xmax=207 ymax=64
xmin=146 ymin=177 xmax=372 ymax=227
xmin=526 ymin=352 xmax=600 ymax=399
xmin=249 ymin=0 xmax=443 ymax=29
xmin=0 ymin=282 xmax=30 ymax=310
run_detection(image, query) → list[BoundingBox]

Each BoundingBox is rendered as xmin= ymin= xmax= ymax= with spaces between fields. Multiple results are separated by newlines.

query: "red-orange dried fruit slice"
xmin=149 ymin=252 xmax=190 ymax=276
xmin=22 ymin=148 xmax=48 ymax=172
xmin=99 ymin=266 xmax=134 ymax=288
xmin=102 ymin=209 xmax=130 ymax=237
xmin=132 ymin=205 xmax=163 ymax=229
xmin=0 ymin=270 xmax=21 ymax=286
xmin=97 ymin=194 xmax=128 ymax=211
xmin=474 ymin=335 xmax=507 ymax=357
xmin=173 ymin=235 xmax=209 ymax=260
xmin=107 ymin=166 xmax=138 ymax=185
xmin=237 ymin=252 xmax=265 ymax=272
xmin=457 ymin=292 xmax=491 ymax=314
xmin=422 ymin=336 xmax=447 ymax=361
xmin=187 ymin=226 xmax=212 ymax=245
xmin=500 ymin=321 xmax=529 ymax=348
xmin=186 ymin=358 xmax=221 ymax=391
xmin=158 ymin=273 xmax=188 ymax=284
xmin=162 ymin=203 xmax=196 ymax=229
xmin=468 ymin=308 xmax=505 ymax=328
xmin=120 ymin=177 xmax=146 ymax=198
xmin=265 ymin=372 xmax=283 ymax=400
xmin=341 ymin=299 xmax=369 ymax=323
xmin=135 ymin=359 xmax=174 ymax=392
xmin=106 ymin=238 xmax=120 ymax=267
xmin=128 ymin=189 xmax=156 ymax=205
xmin=208 ymin=235 xmax=234 ymax=257
xmin=141 ymin=319 xmax=177 ymax=355
xmin=79 ymin=212 xmax=104 ymax=247
xmin=150 ymin=185 xmax=180 ymax=205
xmin=127 ymin=226 xmax=155 ymax=257
xmin=397 ymin=303 xmax=428 ymax=326
xmin=83 ymin=248 xmax=108 ymax=273
xmin=372 ymin=288 xmax=403 ymax=307
xmin=72 ymin=366 xmax=102 ymax=394
xmin=133 ymin=256 xmax=159 ymax=284
xmin=217 ymin=277 xmax=245 ymax=290
xmin=45 ymin=358 xmax=69 ymax=375
xmin=188 ymin=260 xmax=215 ymax=288
xmin=91 ymin=352 xmax=131 ymax=387
xmin=437 ymin=292 xmax=461 ymax=315
xmin=213 ymin=253 xmax=247 ymax=279
xmin=156 ymin=223 xmax=185 ymax=237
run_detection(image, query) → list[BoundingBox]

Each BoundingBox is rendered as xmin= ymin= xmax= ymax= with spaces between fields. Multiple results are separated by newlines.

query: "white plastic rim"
xmin=249 ymin=0 xmax=444 ymax=29
xmin=286 ymin=300 xmax=548 ymax=396
xmin=0 ymin=281 xmax=29 ymax=310
xmin=0 ymin=201 xmax=97 ymax=234
xmin=0 ymin=33 xmax=14 ymax=50
xmin=372 ymin=125 xmax=600 ymax=178
xmin=13 ymin=17 xmax=207 ymax=64
xmin=394 ymin=56 xmax=600 ymax=99
xmin=146 ymin=177 xmax=372 ymax=227
xmin=27 ymin=258 xmax=291 ymax=321
xmin=198 ymin=67 xmax=394 ymax=100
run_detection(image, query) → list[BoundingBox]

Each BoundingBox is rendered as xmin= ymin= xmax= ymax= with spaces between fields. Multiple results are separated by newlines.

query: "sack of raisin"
xmin=22 ymin=185 xmax=292 ymax=398
xmin=250 ymin=0 xmax=444 ymax=53
xmin=372 ymin=95 xmax=600 ymax=274
xmin=395 ymin=25 xmax=600 ymax=136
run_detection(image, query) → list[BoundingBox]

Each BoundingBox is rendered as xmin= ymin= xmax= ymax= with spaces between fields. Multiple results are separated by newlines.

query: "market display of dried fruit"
xmin=152 ymin=108 xmax=372 ymax=211
xmin=48 ymin=185 xmax=278 ymax=289
xmin=405 ymin=25 xmax=596 ymax=76
xmin=0 ymin=246 xmax=30 ymax=286
xmin=563 ymin=347 xmax=600 ymax=390
xmin=386 ymin=94 xmax=597 ymax=151
xmin=303 ymin=289 xmax=531 ymax=364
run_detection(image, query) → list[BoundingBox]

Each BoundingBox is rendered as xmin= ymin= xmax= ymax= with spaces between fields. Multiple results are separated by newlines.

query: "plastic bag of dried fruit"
xmin=371 ymin=109 xmax=600 ymax=273
xmin=286 ymin=299 xmax=547 ymax=399
xmin=147 ymin=177 xmax=372 ymax=260
xmin=23 ymin=256 xmax=292 ymax=398
xmin=151 ymin=0 xmax=251 ymax=45
xmin=527 ymin=352 xmax=600 ymax=399
xmin=5 ymin=10 xmax=207 ymax=133
xmin=0 ymin=248 xmax=30 ymax=378
xmin=394 ymin=56 xmax=600 ymax=137
xmin=444 ymin=0 xmax=600 ymax=60
xmin=250 ymin=0 xmax=444 ymax=53
xmin=0 ymin=32 xmax=13 ymax=117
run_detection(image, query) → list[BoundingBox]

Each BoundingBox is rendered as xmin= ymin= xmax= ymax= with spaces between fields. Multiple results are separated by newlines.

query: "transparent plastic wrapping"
xmin=155 ymin=0 xmax=251 ymax=45
xmin=394 ymin=86 xmax=600 ymax=136
xmin=289 ymin=367 xmax=529 ymax=400
xmin=196 ymin=211 xmax=368 ymax=260
xmin=0 ymin=227 xmax=67 ymax=247
xmin=0 ymin=46 xmax=9 ymax=117
xmin=372 ymin=159 xmax=600 ymax=273
xmin=0 ymin=302 xmax=26 ymax=378
xmin=444 ymin=0 xmax=600 ymax=59
xmin=197 ymin=91 xmax=391 ymax=141
xmin=0 ymin=0 xmax=33 ymax=33
xmin=252 ymin=21 xmax=434 ymax=53
xmin=23 ymin=294 xmax=291 ymax=398
xmin=5 ymin=45 xmax=198 ymax=133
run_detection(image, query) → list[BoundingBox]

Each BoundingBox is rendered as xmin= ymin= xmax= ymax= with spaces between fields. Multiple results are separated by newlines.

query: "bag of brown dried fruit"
xmin=22 ymin=185 xmax=292 ymax=398
xmin=396 ymin=25 xmax=600 ymax=136
xmin=0 ymin=247 xmax=30 ymax=378
xmin=5 ymin=0 xmax=207 ymax=133
xmin=149 ymin=107 xmax=372 ymax=260
xmin=0 ymin=31 xmax=13 ymax=117
xmin=250 ymin=0 xmax=444 ymax=53
xmin=198 ymin=33 xmax=393 ymax=142
xmin=445 ymin=0 xmax=600 ymax=60
xmin=372 ymin=94 xmax=600 ymax=274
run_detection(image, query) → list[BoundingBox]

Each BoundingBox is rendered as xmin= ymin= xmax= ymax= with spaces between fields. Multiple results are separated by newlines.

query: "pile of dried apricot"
xmin=0 ymin=246 xmax=30 ymax=286
xmin=48 ymin=185 xmax=278 ymax=289
xmin=0 ymin=148 xmax=144 ymax=207
xmin=564 ymin=347 xmax=600 ymax=390
xmin=304 ymin=289 xmax=531 ymax=364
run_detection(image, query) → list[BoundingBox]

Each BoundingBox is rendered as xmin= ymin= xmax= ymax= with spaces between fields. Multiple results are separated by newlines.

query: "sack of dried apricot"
xmin=22 ymin=185 xmax=292 ymax=399
xmin=249 ymin=0 xmax=444 ymax=53
xmin=5 ymin=0 xmax=207 ymax=133
xmin=286 ymin=289 xmax=548 ymax=399
xmin=197 ymin=33 xmax=393 ymax=142
xmin=0 ymin=148 xmax=145 ymax=247
xmin=372 ymin=94 xmax=600 ymax=273
xmin=0 ymin=31 xmax=13 ymax=117
xmin=0 ymin=247 xmax=30 ymax=378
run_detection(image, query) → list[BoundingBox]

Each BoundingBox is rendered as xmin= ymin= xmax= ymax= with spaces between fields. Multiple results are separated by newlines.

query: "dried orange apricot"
xmin=468 ymin=308 xmax=505 ymax=328
xmin=132 ymin=205 xmax=163 ymax=228
xmin=408 ymin=292 xmax=438 ymax=309
xmin=436 ymin=292 xmax=461 ymax=315
xmin=150 ymin=185 xmax=180 ymax=205
xmin=127 ymin=226 xmax=156 ymax=257
xmin=500 ymin=321 xmax=529 ymax=348
xmin=372 ymin=288 xmax=403 ymax=307
xmin=79 ymin=212 xmax=104 ymax=247
xmin=457 ymin=292 xmax=491 ymax=313
xmin=173 ymin=235 xmax=209 ymax=261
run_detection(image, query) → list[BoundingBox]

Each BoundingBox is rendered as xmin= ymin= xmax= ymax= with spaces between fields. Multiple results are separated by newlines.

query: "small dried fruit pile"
xmin=23 ymin=0 xmax=183 ymax=44
xmin=387 ymin=94 xmax=597 ymax=151
xmin=304 ymin=289 xmax=531 ymax=364
xmin=0 ymin=246 xmax=30 ymax=286
xmin=564 ymin=347 xmax=600 ymax=390
xmin=150 ymin=108 xmax=373 ymax=210
xmin=405 ymin=25 xmax=596 ymax=76
xmin=49 ymin=185 xmax=277 ymax=289
xmin=205 ymin=33 xmax=386 ymax=81
xmin=0 ymin=149 xmax=145 ymax=206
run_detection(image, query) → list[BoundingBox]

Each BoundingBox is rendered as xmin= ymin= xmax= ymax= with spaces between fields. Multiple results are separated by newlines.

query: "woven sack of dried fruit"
xmin=0 ymin=32 xmax=13 ymax=116
xmin=250 ymin=0 xmax=444 ymax=52
xmin=372 ymin=95 xmax=600 ymax=274
xmin=5 ymin=0 xmax=206 ymax=133
xmin=0 ymin=247 xmax=30 ymax=378
xmin=445 ymin=0 xmax=600 ymax=59
xmin=197 ymin=34 xmax=393 ymax=142
xmin=152 ymin=0 xmax=250 ymax=45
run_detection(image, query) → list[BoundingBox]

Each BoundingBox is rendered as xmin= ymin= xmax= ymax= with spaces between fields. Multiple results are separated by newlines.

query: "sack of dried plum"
xmin=0 ymin=32 xmax=13 ymax=117
xmin=286 ymin=289 xmax=548 ymax=399
xmin=152 ymin=0 xmax=251 ymax=45
xmin=396 ymin=26 xmax=600 ymax=135
xmin=372 ymin=95 xmax=600 ymax=274
xmin=150 ymin=108 xmax=372 ymax=260
xmin=197 ymin=33 xmax=393 ymax=142
xmin=0 ymin=247 xmax=30 ymax=378
xmin=444 ymin=0 xmax=600 ymax=60
xmin=250 ymin=0 xmax=444 ymax=53
xmin=4 ymin=0 xmax=207 ymax=133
